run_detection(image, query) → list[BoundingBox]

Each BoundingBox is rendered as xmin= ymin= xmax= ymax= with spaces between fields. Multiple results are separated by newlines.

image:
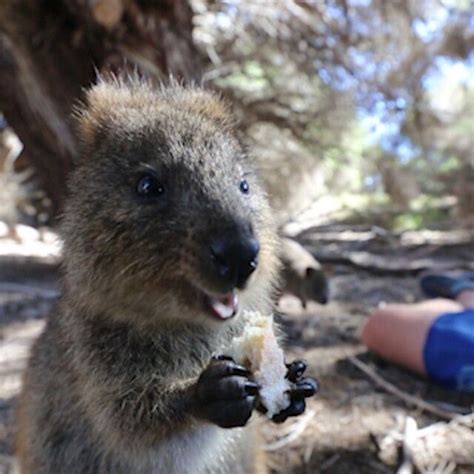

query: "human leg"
xmin=361 ymin=299 xmax=463 ymax=375
xmin=456 ymin=289 xmax=474 ymax=309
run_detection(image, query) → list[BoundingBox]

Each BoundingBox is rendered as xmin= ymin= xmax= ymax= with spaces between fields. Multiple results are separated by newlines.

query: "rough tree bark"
xmin=0 ymin=0 xmax=202 ymax=215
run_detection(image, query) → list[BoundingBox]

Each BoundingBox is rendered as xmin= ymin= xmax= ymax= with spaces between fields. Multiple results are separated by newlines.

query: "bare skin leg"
xmin=457 ymin=289 xmax=474 ymax=308
xmin=361 ymin=290 xmax=474 ymax=376
xmin=361 ymin=299 xmax=462 ymax=375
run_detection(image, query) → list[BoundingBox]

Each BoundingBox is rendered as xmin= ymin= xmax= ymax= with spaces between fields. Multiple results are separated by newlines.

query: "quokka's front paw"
xmin=193 ymin=355 xmax=258 ymax=428
xmin=271 ymin=360 xmax=318 ymax=424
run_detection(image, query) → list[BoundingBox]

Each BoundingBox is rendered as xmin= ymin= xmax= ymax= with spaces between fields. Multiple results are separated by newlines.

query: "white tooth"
xmin=231 ymin=292 xmax=239 ymax=310
xmin=211 ymin=299 xmax=234 ymax=319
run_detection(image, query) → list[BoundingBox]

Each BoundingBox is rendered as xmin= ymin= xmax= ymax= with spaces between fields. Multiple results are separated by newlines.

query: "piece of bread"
xmin=229 ymin=311 xmax=290 ymax=418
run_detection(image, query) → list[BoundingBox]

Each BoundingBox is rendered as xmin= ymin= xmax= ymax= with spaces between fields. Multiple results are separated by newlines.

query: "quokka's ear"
xmin=174 ymin=87 xmax=233 ymax=127
xmin=73 ymin=74 xmax=235 ymax=156
xmin=73 ymin=74 xmax=156 ymax=155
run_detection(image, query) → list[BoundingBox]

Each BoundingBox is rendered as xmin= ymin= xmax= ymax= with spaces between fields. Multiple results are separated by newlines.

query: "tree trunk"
xmin=0 ymin=0 xmax=202 ymax=216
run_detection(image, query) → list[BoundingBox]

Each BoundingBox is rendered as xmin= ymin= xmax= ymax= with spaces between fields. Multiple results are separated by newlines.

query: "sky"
xmin=357 ymin=1 xmax=474 ymax=161
xmin=359 ymin=56 xmax=474 ymax=162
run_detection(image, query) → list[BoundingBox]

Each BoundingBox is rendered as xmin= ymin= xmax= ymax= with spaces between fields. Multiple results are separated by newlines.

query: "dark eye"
xmin=240 ymin=179 xmax=250 ymax=194
xmin=136 ymin=174 xmax=164 ymax=198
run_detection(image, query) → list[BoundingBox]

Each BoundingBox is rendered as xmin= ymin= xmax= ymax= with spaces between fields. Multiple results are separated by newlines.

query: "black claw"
xmin=307 ymin=378 xmax=319 ymax=394
xmin=286 ymin=360 xmax=307 ymax=382
xmin=287 ymin=398 xmax=306 ymax=416
xmin=244 ymin=381 xmax=260 ymax=396
xmin=212 ymin=354 xmax=234 ymax=361
xmin=230 ymin=364 xmax=251 ymax=377
xmin=291 ymin=379 xmax=318 ymax=398
xmin=256 ymin=400 xmax=267 ymax=415
xmin=272 ymin=399 xmax=306 ymax=423
xmin=202 ymin=397 xmax=254 ymax=428
xmin=205 ymin=359 xmax=250 ymax=379
xmin=272 ymin=412 xmax=287 ymax=424
xmin=195 ymin=357 xmax=258 ymax=428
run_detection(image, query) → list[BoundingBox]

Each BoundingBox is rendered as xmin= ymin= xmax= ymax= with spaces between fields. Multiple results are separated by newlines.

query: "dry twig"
xmin=377 ymin=413 xmax=474 ymax=471
xmin=0 ymin=282 xmax=59 ymax=299
xmin=317 ymin=453 xmax=340 ymax=472
xmin=348 ymin=356 xmax=458 ymax=421
xmin=396 ymin=416 xmax=418 ymax=474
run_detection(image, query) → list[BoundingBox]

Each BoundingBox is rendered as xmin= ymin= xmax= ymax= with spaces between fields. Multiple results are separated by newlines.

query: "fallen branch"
xmin=426 ymin=400 xmax=471 ymax=415
xmin=348 ymin=356 xmax=459 ymax=421
xmin=0 ymin=282 xmax=60 ymax=299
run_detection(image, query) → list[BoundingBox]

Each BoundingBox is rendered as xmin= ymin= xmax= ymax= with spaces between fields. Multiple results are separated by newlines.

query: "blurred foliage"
xmin=192 ymin=0 xmax=474 ymax=226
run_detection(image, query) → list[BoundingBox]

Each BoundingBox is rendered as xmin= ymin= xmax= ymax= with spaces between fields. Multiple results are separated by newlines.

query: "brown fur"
xmin=17 ymin=77 xmax=281 ymax=474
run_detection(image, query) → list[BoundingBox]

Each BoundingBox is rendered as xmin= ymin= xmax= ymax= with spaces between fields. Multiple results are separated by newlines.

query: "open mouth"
xmin=203 ymin=289 xmax=239 ymax=320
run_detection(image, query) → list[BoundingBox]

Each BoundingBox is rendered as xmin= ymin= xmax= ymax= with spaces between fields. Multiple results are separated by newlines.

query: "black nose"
xmin=209 ymin=233 xmax=260 ymax=289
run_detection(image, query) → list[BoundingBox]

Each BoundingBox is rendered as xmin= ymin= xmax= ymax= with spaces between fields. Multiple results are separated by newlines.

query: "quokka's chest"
xmin=130 ymin=424 xmax=248 ymax=474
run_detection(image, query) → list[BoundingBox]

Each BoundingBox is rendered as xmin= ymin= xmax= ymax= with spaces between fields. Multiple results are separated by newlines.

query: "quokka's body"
xmin=17 ymin=78 xmax=315 ymax=474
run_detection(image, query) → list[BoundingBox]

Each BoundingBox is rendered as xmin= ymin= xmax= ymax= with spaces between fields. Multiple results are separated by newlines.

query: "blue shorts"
xmin=423 ymin=309 xmax=474 ymax=391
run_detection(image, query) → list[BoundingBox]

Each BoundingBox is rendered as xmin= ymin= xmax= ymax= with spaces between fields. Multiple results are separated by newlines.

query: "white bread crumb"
xmin=229 ymin=311 xmax=290 ymax=418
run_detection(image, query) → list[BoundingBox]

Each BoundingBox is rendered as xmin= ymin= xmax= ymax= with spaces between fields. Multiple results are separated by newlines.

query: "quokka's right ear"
xmin=73 ymin=80 xmax=115 ymax=156
xmin=73 ymin=74 xmax=155 ymax=156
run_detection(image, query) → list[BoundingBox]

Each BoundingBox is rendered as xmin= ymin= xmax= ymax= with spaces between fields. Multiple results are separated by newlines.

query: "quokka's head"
xmin=63 ymin=77 xmax=280 ymax=325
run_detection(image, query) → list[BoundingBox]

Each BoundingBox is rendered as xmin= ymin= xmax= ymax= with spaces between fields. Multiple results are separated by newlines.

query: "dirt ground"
xmin=1 ymin=224 xmax=473 ymax=474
